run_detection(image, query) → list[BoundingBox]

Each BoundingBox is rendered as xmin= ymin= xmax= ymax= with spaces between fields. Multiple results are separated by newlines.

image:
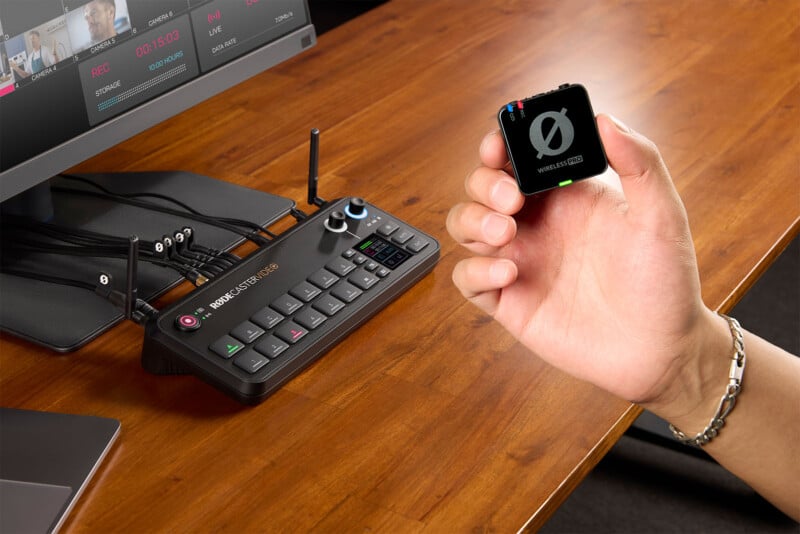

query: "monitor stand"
xmin=0 ymin=172 xmax=295 ymax=352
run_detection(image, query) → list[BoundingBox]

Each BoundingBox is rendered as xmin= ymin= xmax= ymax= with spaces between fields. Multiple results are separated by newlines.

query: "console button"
xmin=210 ymin=335 xmax=244 ymax=359
xmin=274 ymin=321 xmax=308 ymax=344
xmin=313 ymin=295 xmax=346 ymax=316
xmin=230 ymin=321 xmax=265 ymax=344
xmin=294 ymin=308 xmax=327 ymax=330
xmin=325 ymin=257 xmax=356 ymax=276
xmin=254 ymin=335 xmax=289 ymax=359
xmin=308 ymin=268 xmax=339 ymax=289
xmin=392 ymin=229 xmax=415 ymax=244
xmin=290 ymin=281 xmax=322 ymax=303
xmin=270 ymin=294 xmax=303 ymax=315
xmin=331 ymin=282 xmax=363 ymax=303
xmin=175 ymin=314 xmax=201 ymax=332
xmin=377 ymin=222 xmax=399 ymax=236
xmin=406 ymin=237 xmax=429 ymax=253
xmin=233 ymin=350 xmax=269 ymax=374
xmin=250 ymin=307 xmax=284 ymax=330
xmin=349 ymin=269 xmax=380 ymax=291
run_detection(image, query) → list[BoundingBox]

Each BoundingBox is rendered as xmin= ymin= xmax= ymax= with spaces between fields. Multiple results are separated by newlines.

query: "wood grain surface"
xmin=1 ymin=1 xmax=798 ymax=531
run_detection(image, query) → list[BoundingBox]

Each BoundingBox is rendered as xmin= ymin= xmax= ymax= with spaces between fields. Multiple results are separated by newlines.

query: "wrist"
xmin=640 ymin=307 xmax=733 ymax=433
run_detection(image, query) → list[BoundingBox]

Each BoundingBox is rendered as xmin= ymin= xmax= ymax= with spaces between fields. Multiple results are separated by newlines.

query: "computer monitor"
xmin=0 ymin=0 xmax=317 ymax=351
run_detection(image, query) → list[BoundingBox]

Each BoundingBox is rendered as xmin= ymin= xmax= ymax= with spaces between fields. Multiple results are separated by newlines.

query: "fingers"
xmin=596 ymin=114 xmax=685 ymax=223
xmin=446 ymin=139 xmax=525 ymax=253
xmin=452 ymin=257 xmax=518 ymax=315
xmin=471 ymin=130 xmax=524 ymax=214
xmin=479 ymin=130 xmax=510 ymax=170
xmin=446 ymin=201 xmax=517 ymax=254
xmin=465 ymin=166 xmax=525 ymax=216
xmin=448 ymin=131 xmax=522 ymax=312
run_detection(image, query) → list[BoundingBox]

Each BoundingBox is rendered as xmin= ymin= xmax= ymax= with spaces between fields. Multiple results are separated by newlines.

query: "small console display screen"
xmin=357 ymin=234 xmax=410 ymax=269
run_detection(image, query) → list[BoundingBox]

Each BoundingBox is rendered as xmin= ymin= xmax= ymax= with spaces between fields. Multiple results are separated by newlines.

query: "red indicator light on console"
xmin=516 ymin=100 xmax=524 ymax=110
xmin=175 ymin=314 xmax=201 ymax=332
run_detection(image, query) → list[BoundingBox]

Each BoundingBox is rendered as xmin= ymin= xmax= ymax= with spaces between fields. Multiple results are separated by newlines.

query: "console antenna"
xmin=307 ymin=128 xmax=327 ymax=207
xmin=95 ymin=235 xmax=158 ymax=324
xmin=125 ymin=235 xmax=138 ymax=319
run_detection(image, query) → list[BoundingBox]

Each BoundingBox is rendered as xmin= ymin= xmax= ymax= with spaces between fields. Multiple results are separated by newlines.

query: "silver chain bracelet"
xmin=669 ymin=313 xmax=746 ymax=447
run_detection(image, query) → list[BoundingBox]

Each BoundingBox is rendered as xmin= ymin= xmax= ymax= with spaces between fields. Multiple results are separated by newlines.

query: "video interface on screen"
xmin=0 ymin=0 xmax=308 ymax=174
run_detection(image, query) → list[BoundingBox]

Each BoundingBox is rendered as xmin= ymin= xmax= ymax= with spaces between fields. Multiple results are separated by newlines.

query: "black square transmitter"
xmin=498 ymin=83 xmax=607 ymax=195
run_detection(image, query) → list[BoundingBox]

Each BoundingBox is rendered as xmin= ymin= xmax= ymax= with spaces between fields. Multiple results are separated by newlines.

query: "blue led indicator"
xmin=506 ymin=103 xmax=513 ymax=113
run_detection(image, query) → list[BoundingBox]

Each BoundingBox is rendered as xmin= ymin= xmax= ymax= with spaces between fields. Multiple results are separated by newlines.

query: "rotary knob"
xmin=345 ymin=197 xmax=367 ymax=219
xmin=324 ymin=210 xmax=347 ymax=233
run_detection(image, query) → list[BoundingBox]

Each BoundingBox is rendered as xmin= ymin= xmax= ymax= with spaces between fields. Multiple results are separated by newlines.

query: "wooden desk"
xmin=2 ymin=1 xmax=798 ymax=531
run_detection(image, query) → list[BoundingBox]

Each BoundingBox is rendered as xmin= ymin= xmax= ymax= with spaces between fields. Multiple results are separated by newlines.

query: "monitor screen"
xmin=0 ymin=0 xmax=317 ymax=351
xmin=0 ymin=0 xmax=315 ymax=202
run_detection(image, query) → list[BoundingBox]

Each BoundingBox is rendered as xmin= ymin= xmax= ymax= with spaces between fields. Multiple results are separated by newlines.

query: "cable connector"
xmin=291 ymin=207 xmax=309 ymax=221
xmin=133 ymin=300 xmax=160 ymax=323
xmin=95 ymin=275 xmax=127 ymax=308
xmin=95 ymin=271 xmax=159 ymax=325
xmin=186 ymin=270 xmax=210 ymax=286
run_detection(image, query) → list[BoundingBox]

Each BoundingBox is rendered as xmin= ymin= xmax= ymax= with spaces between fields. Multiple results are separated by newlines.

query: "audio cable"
xmin=55 ymin=173 xmax=277 ymax=245
xmin=1 ymin=215 xmax=233 ymax=285
xmin=2 ymin=267 xmax=159 ymax=325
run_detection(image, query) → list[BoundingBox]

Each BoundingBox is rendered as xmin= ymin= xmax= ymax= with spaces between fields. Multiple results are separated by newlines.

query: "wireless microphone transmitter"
xmin=498 ymin=83 xmax=607 ymax=195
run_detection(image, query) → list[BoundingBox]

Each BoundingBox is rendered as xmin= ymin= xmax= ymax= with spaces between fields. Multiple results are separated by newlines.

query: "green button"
xmin=209 ymin=335 xmax=244 ymax=359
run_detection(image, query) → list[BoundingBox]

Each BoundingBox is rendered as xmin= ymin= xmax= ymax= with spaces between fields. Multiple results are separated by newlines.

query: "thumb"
xmin=597 ymin=114 xmax=685 ymax=225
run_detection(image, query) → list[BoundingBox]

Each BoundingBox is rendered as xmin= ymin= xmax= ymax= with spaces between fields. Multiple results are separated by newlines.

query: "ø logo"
xmin=530 ymin=107 xmax=574 ymax=159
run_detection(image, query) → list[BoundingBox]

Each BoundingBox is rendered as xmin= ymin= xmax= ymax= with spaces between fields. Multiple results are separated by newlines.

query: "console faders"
xmin=142 ymin=198 xmax=440 ymax=404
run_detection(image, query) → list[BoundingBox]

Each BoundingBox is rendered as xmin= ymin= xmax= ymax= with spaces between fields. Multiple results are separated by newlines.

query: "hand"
xmin=9 ymin=59 xmax=27 ymax=77
xmin=447 ymin=114 xmax=721 ymax=409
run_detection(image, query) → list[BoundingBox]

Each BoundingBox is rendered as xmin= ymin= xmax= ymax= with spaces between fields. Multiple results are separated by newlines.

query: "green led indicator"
xmin=360 ymin=240 xmax=373 ymax=251
xmin=558 ymin=179 xmax=573 ymax=187
xmin=227 ymin=344 xmax=240 ymax=354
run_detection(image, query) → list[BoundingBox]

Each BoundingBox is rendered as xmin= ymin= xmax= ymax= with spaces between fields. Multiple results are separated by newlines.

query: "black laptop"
xmin=0 ymin=408 xmax=120 ymax=533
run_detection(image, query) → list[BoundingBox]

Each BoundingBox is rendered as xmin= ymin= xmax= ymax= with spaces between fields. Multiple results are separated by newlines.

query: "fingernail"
xmin=479 ymin=130 xmax=499 ymax=153
xmin=482 ymin=213 xmax=510 ymax=241
xmin=489 ymin=260 xmax=513 ymax=285
xmin=607 ymin=114 xmax=631 ymax=133
xmin=491 ymin=178 xmax=520 ymax=212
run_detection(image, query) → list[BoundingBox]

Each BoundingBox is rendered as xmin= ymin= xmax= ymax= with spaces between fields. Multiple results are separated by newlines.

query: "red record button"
xmin=175 ymin=314 xmax=201 ymax=332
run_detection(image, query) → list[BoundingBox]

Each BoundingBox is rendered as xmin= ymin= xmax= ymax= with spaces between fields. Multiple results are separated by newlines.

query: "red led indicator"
xmin=175 ymin=314 xmax=201 ymax=331
xmin=516 ymin=100 xmax=524 ymax=110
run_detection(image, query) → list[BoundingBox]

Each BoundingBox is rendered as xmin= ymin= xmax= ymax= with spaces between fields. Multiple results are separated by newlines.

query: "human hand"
xmin=447 ymin=114 xmax=723 ymax=409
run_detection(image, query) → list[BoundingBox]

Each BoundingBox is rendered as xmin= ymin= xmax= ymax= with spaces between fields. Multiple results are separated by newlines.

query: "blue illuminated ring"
xmin=344 ymin=205 xmax=368 ymax=219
